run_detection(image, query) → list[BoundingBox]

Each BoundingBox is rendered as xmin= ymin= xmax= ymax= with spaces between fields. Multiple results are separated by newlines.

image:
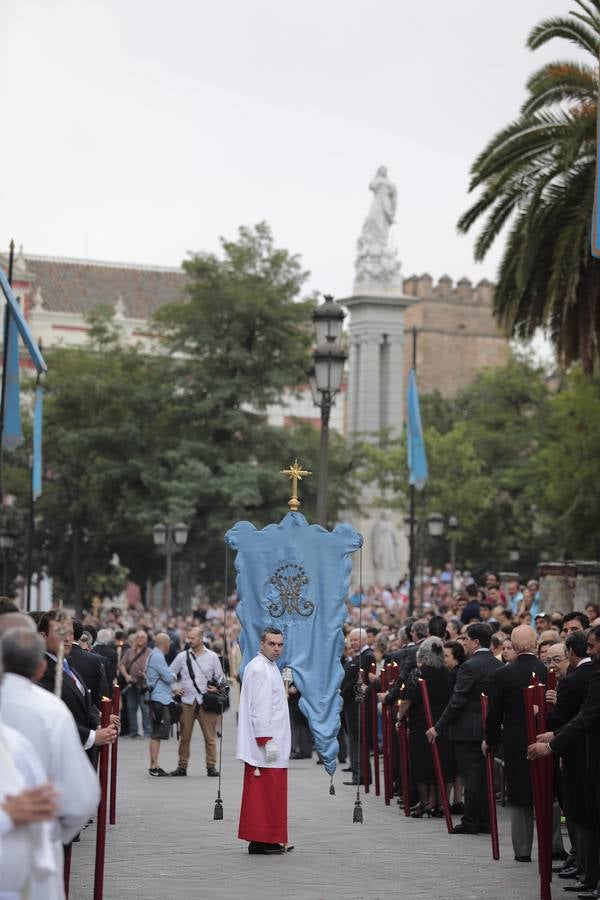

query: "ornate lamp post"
xmin=447 ymin=514 xmax=459 ymax=580
xmin=310 ymin=295 xmax=347 ymax=527
xmin=0 ymin=526 xmax=14 ymax=595
xmin=152 ymin=521 xmax=189 ymax=610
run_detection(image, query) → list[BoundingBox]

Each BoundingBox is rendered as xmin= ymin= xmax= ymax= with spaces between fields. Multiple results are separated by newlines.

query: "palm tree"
xmin=458 ymin=0 xmax=600 ymax=372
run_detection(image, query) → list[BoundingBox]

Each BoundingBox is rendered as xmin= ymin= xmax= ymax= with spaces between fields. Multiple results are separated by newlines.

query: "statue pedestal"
xmin=341 ymin=282 xmax=415 ymax=591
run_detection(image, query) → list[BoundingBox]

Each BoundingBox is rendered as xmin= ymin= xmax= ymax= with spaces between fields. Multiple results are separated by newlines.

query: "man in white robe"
xmin=0 ymin=621 xmax=100 ymax=899
xmin=236 ymin=626 xmax=292 ymax=855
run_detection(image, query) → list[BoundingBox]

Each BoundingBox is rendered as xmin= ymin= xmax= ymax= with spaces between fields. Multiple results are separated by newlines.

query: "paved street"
xmin=71 ymin=717 xmax=550 ymax=900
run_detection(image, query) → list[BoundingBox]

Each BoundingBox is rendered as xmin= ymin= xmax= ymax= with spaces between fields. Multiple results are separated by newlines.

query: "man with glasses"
xmin=237 ymin=627 xmax=292 ymax=855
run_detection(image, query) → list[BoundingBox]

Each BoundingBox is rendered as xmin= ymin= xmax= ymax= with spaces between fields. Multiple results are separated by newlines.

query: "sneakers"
xmin=170 ymin=767 xmax=187 ymax=776
xmin=148 ymin=768 xmax=169 ymax=777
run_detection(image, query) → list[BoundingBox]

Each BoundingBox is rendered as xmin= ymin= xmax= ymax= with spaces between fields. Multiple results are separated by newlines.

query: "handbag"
xmin=185 ymin=651 xmax=230 ymax=714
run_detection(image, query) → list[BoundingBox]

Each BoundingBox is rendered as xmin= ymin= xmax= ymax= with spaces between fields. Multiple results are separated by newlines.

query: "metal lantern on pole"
xmin=426 ymin=511 xmax=444 ymax=538
xmin=152 ymin=521 xmax=189 ymax=610
xmin=309 ymin=295 xmax=347 ymax=528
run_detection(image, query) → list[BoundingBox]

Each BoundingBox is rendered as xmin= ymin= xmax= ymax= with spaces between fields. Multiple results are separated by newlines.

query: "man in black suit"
xmin=530 ymin=627 xmax=600 ymax=898
xmin=485 ymin=623 xmax=548 ymax=862
xmin=93 ymin=628 xmax=119 ymax=693
xmin=427 ymin=622 xmax=502 ymax=834
xmin=340 ymin=628 xmax=375 ymax=786
xmin=37 ymin=609 xmax=117 ymax=756
xmin=70 ymin=620 xmax=110 ymax=710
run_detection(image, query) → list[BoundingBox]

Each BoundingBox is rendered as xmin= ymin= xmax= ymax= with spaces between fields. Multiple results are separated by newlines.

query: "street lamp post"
xmin=447 ymin=514 xmax=459 ymax=582
xmin=0 ymin=526 xmax=14 ymax=595
xmin=152 ymin=521 xmax=189 ymax=610
xmin=309 ymin=295 xmax=347 ymax=527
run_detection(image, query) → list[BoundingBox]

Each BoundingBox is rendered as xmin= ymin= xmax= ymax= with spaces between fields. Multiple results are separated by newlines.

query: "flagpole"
xmin=0 ymin=241 xmax=15 ymax=503
xmin=408 ymin=327 xmax=417 ymax=616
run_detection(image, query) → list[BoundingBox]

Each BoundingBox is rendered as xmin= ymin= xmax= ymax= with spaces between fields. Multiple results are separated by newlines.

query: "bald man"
xmin=340 ymin=629 xmax=375 ymax=786
xmin=484 ymin=625 xmax=548 ymax=861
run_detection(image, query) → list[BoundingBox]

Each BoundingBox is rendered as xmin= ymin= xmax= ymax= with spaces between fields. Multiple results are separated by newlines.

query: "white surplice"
xmin=1 ymin=674 xmax=100 ymax=900
xmin=0 ymin=722 xmax=56 ymax=900
xmin=236 ymin=653 xmax=291 ymax=768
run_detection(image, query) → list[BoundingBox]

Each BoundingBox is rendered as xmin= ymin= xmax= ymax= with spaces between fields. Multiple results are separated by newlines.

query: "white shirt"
xmin=0 ymin=674 xmax=99 ymax=845
xmin=577 ymin=657 xmax=592 ymax=667
xmin=236 ymin=653 xmax=291 ymax=768
xmin=170 ymin=648 xmax=224 ymax=706
xmin=0 ymin=722 xmax=56 ymax=900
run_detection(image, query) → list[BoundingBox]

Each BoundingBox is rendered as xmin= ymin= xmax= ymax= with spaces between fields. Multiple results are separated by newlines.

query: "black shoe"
xmin=514 ymin=856 xmax=531 ymax=862
xmin=341 ymin=766 xmax=353 ymax=772
xmin=559 ymin=868 xmax=582 ymax=880
xmin=316 ymin=758 xmax=324 ymax=765
xmin=450 ymin=802 xmax=464 ymax=814
xmin=564 ymin=884 xmax=595 ymax=893
xmin=343 ymin=779 xmax=359 ymax=785
xmin=576 ymin=891 xmax=600 ymax=900
xmin=206 ymin=767 xmax=219 ymax=777
xmin=248 ymin=842 xmax=294 ymax=855
xmin=170 ymin=767 xmax=187 ymax=776
xmin=452 ymin=824 xmax=479 ymax=834
xmin=554 ymin=850 xmax=570 ymax=861
xmin=148 ymin=767 xmax=169 ymax=777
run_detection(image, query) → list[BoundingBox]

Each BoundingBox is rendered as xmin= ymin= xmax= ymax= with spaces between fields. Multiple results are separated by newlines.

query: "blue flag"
xmin=32 ymin=386 xmax=43 ymax=499
xmin=226 ymin=511 xmax=362 ymax=776
xmin=2 ymin=307 xmax=23 ymax=452
xmin=0 ymin=268 xmax=46 ymax=374
xmin=407 ymin=367 xmax=428 ymax=490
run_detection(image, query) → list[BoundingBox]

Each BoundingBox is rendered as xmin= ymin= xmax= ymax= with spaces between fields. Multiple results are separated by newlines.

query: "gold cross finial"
xmin=281 ymin=459 xmax=312 ymax=511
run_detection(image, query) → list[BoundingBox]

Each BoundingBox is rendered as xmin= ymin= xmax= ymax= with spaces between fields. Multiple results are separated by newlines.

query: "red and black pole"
xmin=370 ymin=662 xmax=380 ymax=796
xmin=109 ymin=684 xmax=121 ymax=825
xmin=419 ymin=677 xmax=453 ymax=833
xmin=94 ymin=698 xmax=112 ymax=900
xmin=480 ymin=693 xmax=499 ymax=859
xmin=359 ymin=668 xmax=369 ymax=793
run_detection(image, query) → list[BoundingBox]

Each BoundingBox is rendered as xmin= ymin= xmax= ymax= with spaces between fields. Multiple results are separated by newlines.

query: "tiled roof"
xmin=24 ymin=255 xmax=188 ymax=319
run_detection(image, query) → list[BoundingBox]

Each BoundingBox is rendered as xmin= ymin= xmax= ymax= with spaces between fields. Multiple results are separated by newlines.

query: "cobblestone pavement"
xmin=71 ymin=718 xmax=551 ymax=900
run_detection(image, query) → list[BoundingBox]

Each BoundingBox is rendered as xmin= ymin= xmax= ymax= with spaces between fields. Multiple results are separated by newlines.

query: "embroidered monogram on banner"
xmin=268 ymin=561 xmax=315 ymax=618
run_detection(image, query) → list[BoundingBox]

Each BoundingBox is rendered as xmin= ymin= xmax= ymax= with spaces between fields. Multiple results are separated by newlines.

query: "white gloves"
xmin=264 ymin=739 xmax=279 ymax=763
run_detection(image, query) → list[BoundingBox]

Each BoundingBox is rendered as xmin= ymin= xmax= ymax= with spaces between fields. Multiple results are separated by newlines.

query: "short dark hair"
xmin=590 ymin=624 xmax=600 ymax=642
xmin=72 ymin=619 xmax=84 ymax=641
xmin=444 ymin=640 xmax=466 ymax=666
xmin=565 ymin=631 xmax=588 ymax=659
xmin=366 ymin=627 xmax=379 ymax=636
xmin=466 ymin=623 xmax=493 ymax=648
xmin=563 ymin=611 xmax=590 ymax=629
xmin=38 ymin=609 xmax=72 ymax=636
xmin=260 ymin=627 xmax=283 ymax=642
xmin=465 ymin=584 xmax=479 ymax=598
xmin=428 ymin=615 xmax=446 ymax=638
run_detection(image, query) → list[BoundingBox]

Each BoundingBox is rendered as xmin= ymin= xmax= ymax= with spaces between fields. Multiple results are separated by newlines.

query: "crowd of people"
xmin=1 ymin=568 xmax=600 ymax=895
xmin=336 ymin=573 xmax=600 ymax=900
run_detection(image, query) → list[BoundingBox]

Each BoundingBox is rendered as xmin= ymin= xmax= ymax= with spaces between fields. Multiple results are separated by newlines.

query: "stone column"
xmin=538 ymin=562 xmax=576 ymax=613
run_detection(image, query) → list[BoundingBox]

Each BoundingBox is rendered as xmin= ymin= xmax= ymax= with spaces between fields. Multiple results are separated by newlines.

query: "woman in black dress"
xmin=398 ymin=636 xmax=454 ymax=817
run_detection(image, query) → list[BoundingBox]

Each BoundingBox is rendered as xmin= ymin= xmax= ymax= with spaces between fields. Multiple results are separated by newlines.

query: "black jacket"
xmin=435 ymin=649 xmax=502 ymax=742
xmin=69 ymin=643 xmax=110 ymax=710
xmin=39 ymin=653 xmax=98 ymax=747
xmin=340 ymin=648 xmax=375 ymax=705
xmin=93 ymin=644 xmax=119 ymax=693
xmin=485 ymin=653 xmax=547 ymax=806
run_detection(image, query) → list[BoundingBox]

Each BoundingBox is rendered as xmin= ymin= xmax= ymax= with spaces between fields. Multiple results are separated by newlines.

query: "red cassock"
xmin=238 ymin=765 xmax=288 ymax=844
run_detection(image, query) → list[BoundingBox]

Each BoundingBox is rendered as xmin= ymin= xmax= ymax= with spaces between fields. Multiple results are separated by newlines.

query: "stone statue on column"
xmin=355 ymin=166 xmax=402 ymax=290
xmin=371 ymin=510 xmax=400 ymax=584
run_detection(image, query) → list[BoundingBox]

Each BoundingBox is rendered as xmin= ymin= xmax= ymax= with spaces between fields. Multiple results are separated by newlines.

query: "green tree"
xmin=534 ymin=367 xmax=600 ymax=558
xmin=458 ymin=0 xmax=600 ymax=372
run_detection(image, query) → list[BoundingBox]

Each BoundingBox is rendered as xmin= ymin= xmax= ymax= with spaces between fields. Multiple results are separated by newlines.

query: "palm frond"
xmin=527 ymin=16 xmax=599 ymax=56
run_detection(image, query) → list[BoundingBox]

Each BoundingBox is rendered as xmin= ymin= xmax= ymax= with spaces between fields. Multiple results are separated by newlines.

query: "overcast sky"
xmin=0 ymin=0 xmax=580 ymax=299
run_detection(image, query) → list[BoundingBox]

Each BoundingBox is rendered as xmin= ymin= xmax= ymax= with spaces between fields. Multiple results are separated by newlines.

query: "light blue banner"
xmin=407 ymin=367 xmax=428 ymax=490
xmin=2 ymin=307 xmax=24 ymax=452
xmin=226 ymin=511 xmax=362 ymax=775
xmin=0 ymin=267 xmax=47 ymax=374
xmin=32 ymin=386 xmax=43 ymax=499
